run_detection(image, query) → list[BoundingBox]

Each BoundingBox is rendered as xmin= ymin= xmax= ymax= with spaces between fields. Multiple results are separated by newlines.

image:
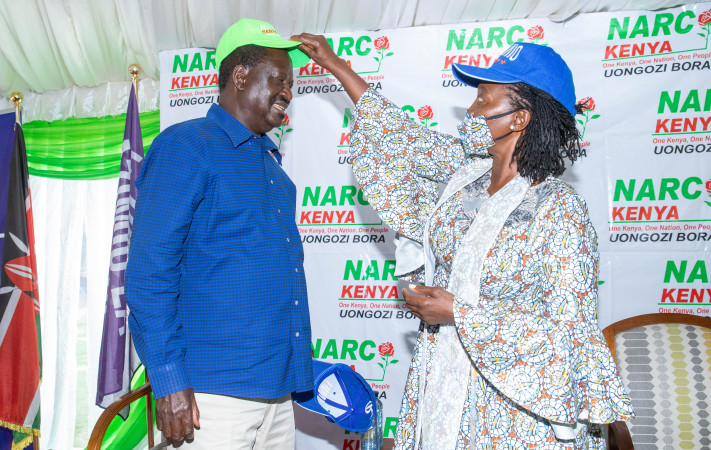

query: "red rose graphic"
xmin=527 ymin=25 xmax=544 ymax=40
xmin=706 ymin=180 xmax=711 ymax=195
xmin=417 ymin=106 xmax=433 ymax=121
xmin=699 ymin=9 xmax=711 ymax=26
xmin=274 ymin=113 xmax=293 ymax=150
xmin=374 ymin=36 xmax=390 ymax=50
xmin=378 ymin=342 xmax=394 ymax=357
xmin=577 ymin=97 xmax=596 ymax=112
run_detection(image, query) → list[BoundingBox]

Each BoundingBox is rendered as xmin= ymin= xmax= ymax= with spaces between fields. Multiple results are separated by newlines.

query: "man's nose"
xmin=282 ymin=84 xmax=293 ymax=101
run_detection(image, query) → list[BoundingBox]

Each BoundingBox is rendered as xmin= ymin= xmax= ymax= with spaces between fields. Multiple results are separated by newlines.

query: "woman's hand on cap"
xmin=290 ymin=33 xmax=340 ymax=70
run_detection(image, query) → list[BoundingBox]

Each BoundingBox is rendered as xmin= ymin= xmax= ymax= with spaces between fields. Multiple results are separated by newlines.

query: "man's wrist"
xmin=148 ymin=360 xmax=191 ymax=399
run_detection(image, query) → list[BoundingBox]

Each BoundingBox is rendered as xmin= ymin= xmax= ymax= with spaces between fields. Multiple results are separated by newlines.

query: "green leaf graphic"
xmin=598 ymin=281 xmax=605 ymax=285
xmin=386 ymin=52 xmax=394 ymax=57
xmin=378 ymin=363 xmax=384 ymax=369
xmin=391 ymin=360 xmax=399 ymax=364
xmin=591 ymin=114 xmax=600 ymax=119
xmin=374 ymin=56 xmax=380 ymax=62
xmin=576 ymin=119 xmax=584 ymax=125
xmin=286 ymin=128 xmax=293 ymax=132
xmin=430 ymin=122 xmax=438 ymax=127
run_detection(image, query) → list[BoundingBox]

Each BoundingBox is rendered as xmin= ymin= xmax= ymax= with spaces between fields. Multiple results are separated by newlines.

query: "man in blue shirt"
xmin=126 ymin=19 xmax=313 ymax=449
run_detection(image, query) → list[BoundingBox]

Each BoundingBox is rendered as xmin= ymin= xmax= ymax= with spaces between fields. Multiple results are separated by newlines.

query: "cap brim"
xmin=248 ymin=37 xmax=310 ymax=68
xmin=293 ymin=360 xmax=341 ymax=418
xmin=217 ymin=40 xmax=310 ymax=69
xmin=293 ymin=360 xmax=374 ymax=433
xmin=287 ymin=47 xmax=310 ymax=68
xmin=451 ymin=63 xmax=522 ymax=88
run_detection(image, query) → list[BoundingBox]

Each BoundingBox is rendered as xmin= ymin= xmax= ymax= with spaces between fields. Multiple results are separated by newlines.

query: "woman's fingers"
xmin=403 ymin=288 xmax=424 ymax=319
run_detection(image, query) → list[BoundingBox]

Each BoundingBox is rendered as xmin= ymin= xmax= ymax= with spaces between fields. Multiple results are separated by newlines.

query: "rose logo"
xmin=527 ymin=25 xmax=545 ymax=42
xmin=416 ymin=105 xmax=438 ymax=128
xmin=579 ymin=97 xmax=595 ymax=112
xmin=378 ymin=342 xmax=394 ymax=357
xmin=273 ymin=113 xmax=293 ymax=151
xmin=699 ymin=9 xmax=711 ymax=26
xmin=705 ymin=179 xmax=711 ymax=207
xmin=699 ymin=9 xmax=711 ymax=47
xmin=417 ymin=106 xmax=433 ymax=121
xmin=374 ymin=36 xmax=390 ymax=50
xmin=575 ymin=97 xmax=600 ymax=140
xmin=365 ymin=341 xmax=399 ymax=382
xmin=373 ymin=36 xmax=394 ymax=72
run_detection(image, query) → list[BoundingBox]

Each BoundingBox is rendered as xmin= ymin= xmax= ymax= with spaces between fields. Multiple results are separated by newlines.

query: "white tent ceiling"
xmin=0 ymin=0 xmax=703 ymax=97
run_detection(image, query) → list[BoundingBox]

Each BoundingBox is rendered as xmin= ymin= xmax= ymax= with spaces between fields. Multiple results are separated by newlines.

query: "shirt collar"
xmin=207 ymin=103 xmax=278 ymax=152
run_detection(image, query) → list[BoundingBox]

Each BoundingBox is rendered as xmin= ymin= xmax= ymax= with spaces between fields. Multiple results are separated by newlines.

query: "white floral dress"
xmin=349 ymin=89 xmax=635 ymax=449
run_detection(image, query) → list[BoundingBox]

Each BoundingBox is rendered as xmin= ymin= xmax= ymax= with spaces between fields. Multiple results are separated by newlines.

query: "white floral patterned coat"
xmin=349 ymin=89 xmax=635 ymax=449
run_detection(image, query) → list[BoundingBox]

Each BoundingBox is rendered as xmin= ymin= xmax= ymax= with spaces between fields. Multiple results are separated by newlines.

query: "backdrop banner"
xmin=159 ymin=3 xmax=711 ymax=448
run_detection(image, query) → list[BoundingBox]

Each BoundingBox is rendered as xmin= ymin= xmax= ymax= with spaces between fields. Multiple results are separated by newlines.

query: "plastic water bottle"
xmin=361 ymin=399 xmax=383 ymax=450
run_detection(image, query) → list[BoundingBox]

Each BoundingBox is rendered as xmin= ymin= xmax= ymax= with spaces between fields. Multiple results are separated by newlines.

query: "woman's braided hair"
xmin=506 ymin=82 xmax=583 ymax=183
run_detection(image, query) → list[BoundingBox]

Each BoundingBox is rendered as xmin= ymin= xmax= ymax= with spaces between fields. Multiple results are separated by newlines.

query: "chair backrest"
xmin=87 ymin=382 xmax=155 ymax=450
xmin=602 ymin=313 xmax=711 ymax=450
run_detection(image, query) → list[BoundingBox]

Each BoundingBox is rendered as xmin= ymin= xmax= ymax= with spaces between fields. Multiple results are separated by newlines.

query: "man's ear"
xmin=232 ymin=65 xmax=248 ymax=91
xmin=511 ymin=109 xmax=531 ymax=132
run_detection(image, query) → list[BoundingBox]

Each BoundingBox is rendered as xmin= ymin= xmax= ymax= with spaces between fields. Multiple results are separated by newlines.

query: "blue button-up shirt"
xmin=126 ymin=103 xmax=313 ymax=399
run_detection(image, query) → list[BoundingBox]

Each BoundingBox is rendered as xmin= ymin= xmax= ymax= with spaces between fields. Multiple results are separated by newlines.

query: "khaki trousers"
xmin=169 ymin=392 xmax=294 ymax=449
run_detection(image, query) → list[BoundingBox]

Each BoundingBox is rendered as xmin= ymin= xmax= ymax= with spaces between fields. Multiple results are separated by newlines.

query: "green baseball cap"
xmin=215 ymin=18 xmax=310 ymax=70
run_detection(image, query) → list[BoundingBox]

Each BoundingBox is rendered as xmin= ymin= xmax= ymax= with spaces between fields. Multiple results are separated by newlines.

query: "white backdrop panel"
xmin=159 ymin=4 xmax=711 ymax=447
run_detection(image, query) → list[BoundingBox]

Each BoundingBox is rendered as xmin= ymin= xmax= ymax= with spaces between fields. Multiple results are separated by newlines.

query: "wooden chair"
xmin=87 ymin=382 xmax=156 ymax=450
xmin=602 ymin=313 xmax=711 ymax=450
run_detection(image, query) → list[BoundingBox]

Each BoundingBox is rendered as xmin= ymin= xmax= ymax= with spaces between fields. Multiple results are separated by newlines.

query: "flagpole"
xmin=9 ymin=91 xmax=23 ymax=124
xmin=5 ymin=90 xmax=39 ymax=450
xmin=128 ymin=64 xmax=141 ymax=103
xmin=128 ymin=62 xmax=155 ymax=448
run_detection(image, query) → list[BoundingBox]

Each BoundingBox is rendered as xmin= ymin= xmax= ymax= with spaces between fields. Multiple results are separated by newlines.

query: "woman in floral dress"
xmin=293 ymin=35 xmax=634 ymax=449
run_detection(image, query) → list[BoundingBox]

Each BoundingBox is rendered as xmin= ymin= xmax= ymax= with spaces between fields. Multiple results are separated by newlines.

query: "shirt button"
xmin=286 ymin=237 xmax=290 ymax=243
xmin=295 ymin=301 xmax=299 ymax=305
xmin=295 ymin=268 xmax=298 ymax=273
xmin=270 ymin=180 xmax=274 ymax=184
xmin=277 ymin=209 xmax=281 ymax=213
xmin=295 ymin=332 xmax=300 ymax=337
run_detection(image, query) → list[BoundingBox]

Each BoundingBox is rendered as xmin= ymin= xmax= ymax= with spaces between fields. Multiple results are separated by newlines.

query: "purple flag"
xmin=0 ymin=111 xmax=16 ymax=264
xmin=96 ymin=85 xmax=144 ymax=415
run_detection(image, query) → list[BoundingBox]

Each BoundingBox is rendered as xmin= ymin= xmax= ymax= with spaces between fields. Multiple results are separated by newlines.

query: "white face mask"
xmin=457 ymin=109 xmax=520 ymax=157
xmin=457 ymin=113 xmax=494 ymax=157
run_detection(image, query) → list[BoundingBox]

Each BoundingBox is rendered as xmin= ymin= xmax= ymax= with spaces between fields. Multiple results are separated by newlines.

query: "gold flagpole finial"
xmin=9 ymin=91 xmax=23 ymax=123
xmin=128 ymin=63 xmax=142 ymax=101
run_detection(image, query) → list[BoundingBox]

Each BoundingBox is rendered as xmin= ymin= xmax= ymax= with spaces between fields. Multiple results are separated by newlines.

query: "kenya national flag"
xmin=0 ymin=111 xmax=41 ymax=449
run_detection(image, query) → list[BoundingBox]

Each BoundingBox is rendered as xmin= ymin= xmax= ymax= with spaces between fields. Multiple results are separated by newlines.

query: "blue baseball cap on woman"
xmin=452 ymin=42 xmax=577 ymax=117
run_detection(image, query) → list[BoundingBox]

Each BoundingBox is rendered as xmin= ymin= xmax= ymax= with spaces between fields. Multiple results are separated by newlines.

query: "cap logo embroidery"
xmin=499 ymin=44 xmax=523 ymax=61
xmin=365 ymin=401 xmax=373 ymax=414
xmin=260 ymin=25 xmax=277 ymax=34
